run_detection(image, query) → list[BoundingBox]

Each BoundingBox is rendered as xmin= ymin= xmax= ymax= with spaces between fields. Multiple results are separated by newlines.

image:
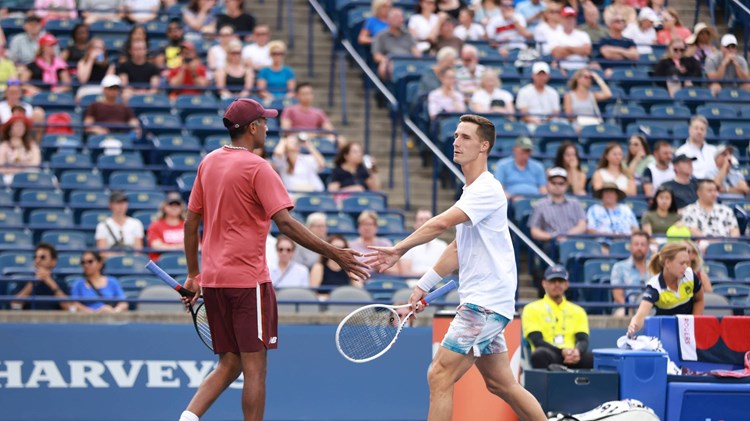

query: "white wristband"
xmin=416 ymin=268 xmax=443 ymax=293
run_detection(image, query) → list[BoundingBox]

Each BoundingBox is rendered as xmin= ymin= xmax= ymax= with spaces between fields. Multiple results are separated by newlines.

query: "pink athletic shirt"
xmin=188 ymin=147 xmax=293 ymax=288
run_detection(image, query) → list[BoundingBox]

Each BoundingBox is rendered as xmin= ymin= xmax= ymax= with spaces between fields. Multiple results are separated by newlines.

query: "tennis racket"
xmin=335 ymin=280 xmax=457 ymax=363
xmin=145 ymin=261 xmax=213 ymax=352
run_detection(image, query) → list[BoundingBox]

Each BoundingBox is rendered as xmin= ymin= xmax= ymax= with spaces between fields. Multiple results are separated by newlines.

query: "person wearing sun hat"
xmin=685 ymin=22 xmax=718 ymax=66
xmin=586 ymin=182 xmax=638 ymax=235
xmin=705 ymin=33 xmax=750 ymax=95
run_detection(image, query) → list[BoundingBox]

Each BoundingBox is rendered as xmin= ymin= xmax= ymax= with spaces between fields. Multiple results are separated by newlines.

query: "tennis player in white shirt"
xmin=366 ymin=114 xmax=545 ymax=421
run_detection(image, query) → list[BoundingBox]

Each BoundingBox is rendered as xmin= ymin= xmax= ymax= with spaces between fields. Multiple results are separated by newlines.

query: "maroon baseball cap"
xmin=223 ymin=98 xmax=279 ymax=129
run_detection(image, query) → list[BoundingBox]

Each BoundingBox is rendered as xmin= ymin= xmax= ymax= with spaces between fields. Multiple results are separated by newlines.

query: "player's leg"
xmin=426 ymin=346 xmax=477 ymax=421
xmin=239 ymin=350 xmax=267 ymax=421
xmin=184 ymin=352 xmax=243 ymax=418
xmin=475 ymin=352 xmax=547 ymax=421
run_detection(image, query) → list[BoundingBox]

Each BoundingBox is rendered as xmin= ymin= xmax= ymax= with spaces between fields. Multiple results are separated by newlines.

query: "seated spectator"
xmin=648 ymin=0 xmax=667 ymax=16
xmin=271 ymin=134 xmax=326 ymax=193
xmin=417 ymin=46 xmax=457 ymax=98
xmin=515 ymin=62 xmax=560 ymax=131
xmin=675 ymin=116 xmax=716 ymax=179
xmin=710 ymin=144 xmax=750 ymax=197
xmin=35 ymin=0 xmax=78 ymax=21
xmin=123 ymin=0 xmax=160 ymax=24
xmin=280 ymin=83 xmax=342 ymax=145
xmin=487 ymin=0 xmax=533 ymax=55
xmin=470 ymin=69 xmax=515 ymax=115
xmin=587 ymin=183 xmax=639 ymax=235
xmin=76 ymin=37 xmax=116 ymax=100
xmin=591 ymin=143 xmax=637 ymax=196
xmin=652 ymin=38 xmax=702 ymax=97
xmin=522 ymin=264 xmax=594 ymax=369
xmin=401 ymin=209 xmax=448 ymax=276
xmin=453 ymin=8 xmax=485 ymax=41
xmin=70 ymin=250 xmax=128 ymax=313
xmin=515 ymin=0 xmax=546 ymax=31
xmin=215 ymin=0 xmax=256 ymax=37
xmin=11 ymin=243 xmax=71 ymax=310
xmin=454 ymin=45 xmax=486 ymax=99
xmin=349 ymin=211 xmax=396 ymax=271
xmin=119 ymin=25 xmax=150 ymax=66
xmin=294 ymin=212 xmax=328 ymax=270
xmin=95 ymin=191 xmax=145 ymax=255
xmin=328 ymin=141 xmax=380 ymax=192
xmin=270 ymin=235 xmax=311 ymax=288
xmin=623 ymin=7 xmax=658 ymax=55
xmin=167 ymin=42 xmax=209 ymax=97
xmin=641 ymin=185 xmax=681 ymax=235
xmin=215 ymin=39 xmax=254 ymax=99
xmin=685 ymin=22 xmax=718 ymax=67
xmin=532 ymin=1 xmax=561 ymax=56
xmin=705 ymin=34 xmax=750 ymax=96
xmin=358 ymin=0 xmax=392 ymax=47
xmin=208 ymin=26 xmax=238 ymax=71
xmin=642 ymin=140 xmax=674 ymax=196
xmin=548 ymin=7 xmax=593 ymax=72
xmin=242 ymin=24 xmax=273 ymax=70
xmin=611 ymin=231 xmax=651 ymax=315
xmin=598 ymin=13 xmax=639 ymax=76
xmin=625 ymin=134 xmax=655 ymax=186
xmin=182 ymin=0 xmax=217 ymax=43
xmin=0 ymin=81 xmax=39 ymax=125
xmin=0 ymin=116 xmax=41 ymax=185
xmin=656 ymin=8 xmax=691 ymax=45
xmin=257 ymin=40 xmax=296 ymax=101
xmin=681 ymin=179 xmax=740 ymax=238
xmin=146 ymin=192 xmax=186 ymax=261
xmin=83 ymin=75 xmax=139 ymax=135
xmin=628 ymin=242 xmax=703 ymax=336
xmin=578 ymin=3 xmax=608 ymax=44
xmin=8 ymin=15 xmax=43 ymax=66
xmin=436 ymin=0 xmax=462 ymax=19
xmin=161 ymin=19 xmax=186 ymax=70
xmin=604 ymin=0 xmax=637 ymax=24
xmin=427 ymin=13 xmax=463 ymax=55
xmin=409 ymin=0 xmax=440 ymax=53
xmin=310 ymin=235 xmax=355 ymax=288
xmin=661 ymin=154 xmax=698 ymax=210
xmin=685 ymin=240 xmax=713 ymax=292
xmin=21 ymin=34 xmax=72 ymax=95
xmin=428 ymin=67 xmax=466 ymax=119
xmin=493 ymin=136 xmax=546 ymax=198
xmin=563 ymin=69 xmax=611 ymax=130
xmin=79 ymin=0 xmax=124 ymax=25
xmin=372 ymin=8 xmax=420 ymax=80
xmin=0 ymin=44 xmax=18 ymax=93
xmin=554 ymin=142 xmax=587 ymax=196
xmin=529 ymin=167 xmax=587 ymax=244
xmin=118 ymin=40 xmax=161 ymax=99
xmin=475 ymin=0 xmax=501 ymax=26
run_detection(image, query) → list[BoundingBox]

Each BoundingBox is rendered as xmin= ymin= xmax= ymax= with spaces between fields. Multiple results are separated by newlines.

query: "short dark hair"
xmin=35 ymin=242 xmax=58 ymax=260
xmin=224 ymin=118 xmax=251 ymax=140
xmin=697 ymin=178 xmax=717 ymax=190
xmin=295 ymin=82 xmax=313 ymax=93
xmin=631 ymin=230 xmax=650 ymax=243
xmin=334 ymin=141 xmax=361 ymax=167
xmin=653 ymin=140 xmax=671 ymax=152
xmin=459 ymin=114 xmax=495 ymax=151
xmin=649 ymin=186 xmax=678 ymax=213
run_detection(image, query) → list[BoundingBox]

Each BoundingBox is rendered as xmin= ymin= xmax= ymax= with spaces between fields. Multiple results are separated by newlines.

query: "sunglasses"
xmin=549 ymin=180 xmax=567 ymax=186
xmin=167 ymin=201 xmax=182 ymax=206
xmin=277 ymin=247 xmax=293 ymax=252
xmin=271 ymin=51 xmax=285 ymax=56
xmin=6 ymin=79 xmax=21 ymax=86
xmin=672 ymin=47 xmax=685 ymax=52
xmin=34 ymin=254 xmax=49 ymax=260
xmin=80 ymin=259 xmax=97 ymax=265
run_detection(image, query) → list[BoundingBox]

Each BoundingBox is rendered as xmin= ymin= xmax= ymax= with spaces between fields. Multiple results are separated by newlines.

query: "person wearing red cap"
xmin=548 ymin=7 xmax=592 ymax=71
xmin=179 ymin=99 xmax=370 ymax=421
xmin=21 ymin=33 xmax=72 ymax=94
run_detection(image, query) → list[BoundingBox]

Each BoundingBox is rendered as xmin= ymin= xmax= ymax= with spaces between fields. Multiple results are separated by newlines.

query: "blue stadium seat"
xmin=734 ymin=262 xmax=750 ymax=282
xmin=153 ymin=134 xmax=202 ymax=154
xmin=326 ymin=213 xmax=356 ymax=234
xmin=0 ymin=190 xmax=10 ymax=206
xmin=101 ymin=34 xmax=127 ymax=54
xmin=603 ymin=103 xmax=647 ymax=129
xmin=705 ymin=242 xmax=750 ymax=277
xmin=19 ymin=189 xmax=64 ymax=208
xmin=0 ymin=229 xmax=32 ymax=250
xmin=204 ymin=134 xmax=231 ymax=152
xmin=650 ymin=104 xmax=692 ymax=120
xmin=128 ymin=94 xmax=172 ymax=115
xmin=696 ymin=104 xmax=737 ymax=129
xmin=140 ymin=113 xmax=183 ymax=136
xmin=512 ymin=197 xmax=543 ymax=226
xmin=610 ymin=68 xmax=650 ymax=92
xmin=496 ymin=121 xmax=531 ymax=140
xmin=558 ymin=239 xmax=601 ymax=268
xmin=48 ymin=152 xmax=93 ymax=175
xmin=309 ymin=137 xmax=337 ymax=155
xmin=68 ymin=190 xmax=110 ymax=211
xmin=87 ymin=133 xmax=134 ymax=151
xmin=143 ymin=20 xmax=167 ymax=36
xmin=719 ymin=123 xmax=750 ymax=145
xmin=628 ymin=86 xmax=671 ymax=110
xmin=10 ymin=172 xmax=57 ymax=191
xmin=176 ymin=173 xmax=196 ymax=195
xmin=588 ymin=142 xmax=621 ymax=159
xmin=535 ymin=122 xmax=577 ymax=149
xmin=125 ymin=192 xmax=165 ymax=211
xmin=0 ymin=208 xmax=23 ymax=227
xmin=377 ymin=213 xmax=405 ymax=234
xmin=89 ymin=20 xmax=132 ymax=34
xmin=30 ymin=92 xmax=75 ymax=113
xmin=184 ymin=113 xmax=225 ymax=140
xmin=583 ymin=258 xmax=615 ymax=283
xmin=108 ymin=170 xmax=158 ymax=191
xmin=79 ymin=209 xmax=109 ymax=228
xmin=625 ymin=122 xmax=670 ymax=140
xmin=0 ymin=251 xmax=34 ymax=275
xmin=44 ymin=18 xmax=80 ymax=36
xmin=295 ymin=194 xmax=338 ymax=213
xmin=157 ymin=253 xmax=188 ymax=276
xmin=609 ymin=240 xmax=630 ymax=256
xmin=365 ymin=278 xmax=410 ymax=301
xmin=27 ymin=209 xmax=74 ymax=229
xmin=703 ymin=260 xmax=728 ymax=280
xmin=59 ymin=170 xmax=104 ymax=192
xmin=104 ymin=255 xmax=150 ymax=275
xmin=174 ymin=95 xmax=220 ymax=119
xmin=342 ymin=194 xmax=386 ymax=212
xmin=716 ymin=88 xmax=750 ymax=102
xmin=673 ymin=87 xmax=714 ymax=112
xmin=40 ymin=230 xmax=89 ymax=251
xmin=79 ymin=93 xmax=103 ymax=108
xmin=132 ymin=210 xmax=157 ymax=230
xmin=96 ymin=152 xmax=144 ymax=173
xmin=623 ymin=199 xmax=648 ymax=218
xmin=580 ymin=123 xmax=624 ymax=147
xmin=164 ymin=153 xmax=201 ymax=173
xmin=54 ymin=252 xmax=83 ymax=274
xmin=712 ymin=283 xmax=750 ymax=306
xmin=119 ymin=275 xmax=162 ymax=291
xmin=41 ymin=134 xmax=82 ymax=151
xmin=740 ymin=105 xmax=750 ymax=118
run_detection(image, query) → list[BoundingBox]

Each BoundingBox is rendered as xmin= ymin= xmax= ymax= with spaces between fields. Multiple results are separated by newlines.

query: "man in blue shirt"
xmin=493 ymin=136 xmax=546 ymax=199
xmin=515 ymin=0 xmax=546 ymax=31
xmin=610 ymin=231 xmax=650 ymax=316
xmin=597 ymin=12 xmax=639 ymax=75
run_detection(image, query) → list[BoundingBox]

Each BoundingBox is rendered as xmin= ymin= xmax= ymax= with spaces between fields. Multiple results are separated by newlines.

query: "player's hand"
xmin=364 ymin=246 xmax=403 ymax=273
xmin=331 ymin=248 xmax=370 ymax=283
xmin=183 ymin=275 xmax=201 ymax=308
xmin=408 ymin=286 xmax=427 ymax=313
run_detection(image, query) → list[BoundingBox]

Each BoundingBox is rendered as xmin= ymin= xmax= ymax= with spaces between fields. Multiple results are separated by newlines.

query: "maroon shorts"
xmin=202 ymin=283 xmax=278 ymax=354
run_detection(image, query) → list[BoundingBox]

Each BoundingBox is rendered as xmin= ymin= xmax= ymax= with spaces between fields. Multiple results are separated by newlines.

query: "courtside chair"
xmin=276 ymin=288 xmax=321 ymax=314
xmin=40 ymin=230 xmax=89 ymax=251
xmin=326 ymin=286 xmax=372 ymax=313
xmin=0 ymin=229 xmax=32 ymax=251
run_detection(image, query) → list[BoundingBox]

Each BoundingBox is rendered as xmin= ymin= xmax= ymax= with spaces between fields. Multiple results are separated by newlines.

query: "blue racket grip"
xmin=145 ymin=260 xmax=195 ymax=298
xmin=423 ymin=280 xmax=457 ymax=305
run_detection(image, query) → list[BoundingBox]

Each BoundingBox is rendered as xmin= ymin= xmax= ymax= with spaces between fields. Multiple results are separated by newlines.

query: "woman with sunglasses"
xmin=70 ymin=250 xmax=128 ymax=313
xmin=256 ymin=40 xmax=296 ymax=101
xmin=269 ymin=235 xmax=310 ymax=289
xmin=147 ymin=192 xmax=186 ymax=261
xmin=652 ymin=37 xmax=701 ymax=97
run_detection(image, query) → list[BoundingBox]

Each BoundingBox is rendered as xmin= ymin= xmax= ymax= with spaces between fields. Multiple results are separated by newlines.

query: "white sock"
xmin=179 ymin=410 xmax=199 ymax=421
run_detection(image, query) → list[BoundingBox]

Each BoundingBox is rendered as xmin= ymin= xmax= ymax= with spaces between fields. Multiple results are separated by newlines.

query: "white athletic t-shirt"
xmin=454 ymin=171 xmax=517 ymax=319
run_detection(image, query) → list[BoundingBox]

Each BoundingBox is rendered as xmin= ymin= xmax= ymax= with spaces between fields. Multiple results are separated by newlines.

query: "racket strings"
xmin=338 ymin=306 xmax=401 ymax=361
xmin=194 ymin=304 xmax=213 ymax=350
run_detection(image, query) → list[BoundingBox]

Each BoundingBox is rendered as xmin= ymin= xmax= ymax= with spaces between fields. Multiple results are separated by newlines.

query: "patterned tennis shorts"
xmin=442 ymin=303 xmax=511 ymax=357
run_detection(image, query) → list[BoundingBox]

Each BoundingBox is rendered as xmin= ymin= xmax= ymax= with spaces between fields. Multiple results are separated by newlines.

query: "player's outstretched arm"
xmin=273 ymin=209 xmax=370 ymax=282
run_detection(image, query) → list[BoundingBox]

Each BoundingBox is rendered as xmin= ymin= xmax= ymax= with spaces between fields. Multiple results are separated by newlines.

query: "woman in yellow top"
xmin=627 ymin=242 xmax=704 ymax=336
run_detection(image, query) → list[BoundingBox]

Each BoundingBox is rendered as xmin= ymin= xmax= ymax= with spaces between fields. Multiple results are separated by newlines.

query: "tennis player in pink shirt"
xmin=179 ymin=98 xmax=369 ymax=421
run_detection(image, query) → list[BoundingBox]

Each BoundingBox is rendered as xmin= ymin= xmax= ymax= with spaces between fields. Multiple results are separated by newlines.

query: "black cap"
xmin=109 ymin=191 xmax=128 ymax=203
xmin=672 ymin=154 xmax=697 ymax=164
xmin=544 ymin=264 xmax=569 ymax=281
